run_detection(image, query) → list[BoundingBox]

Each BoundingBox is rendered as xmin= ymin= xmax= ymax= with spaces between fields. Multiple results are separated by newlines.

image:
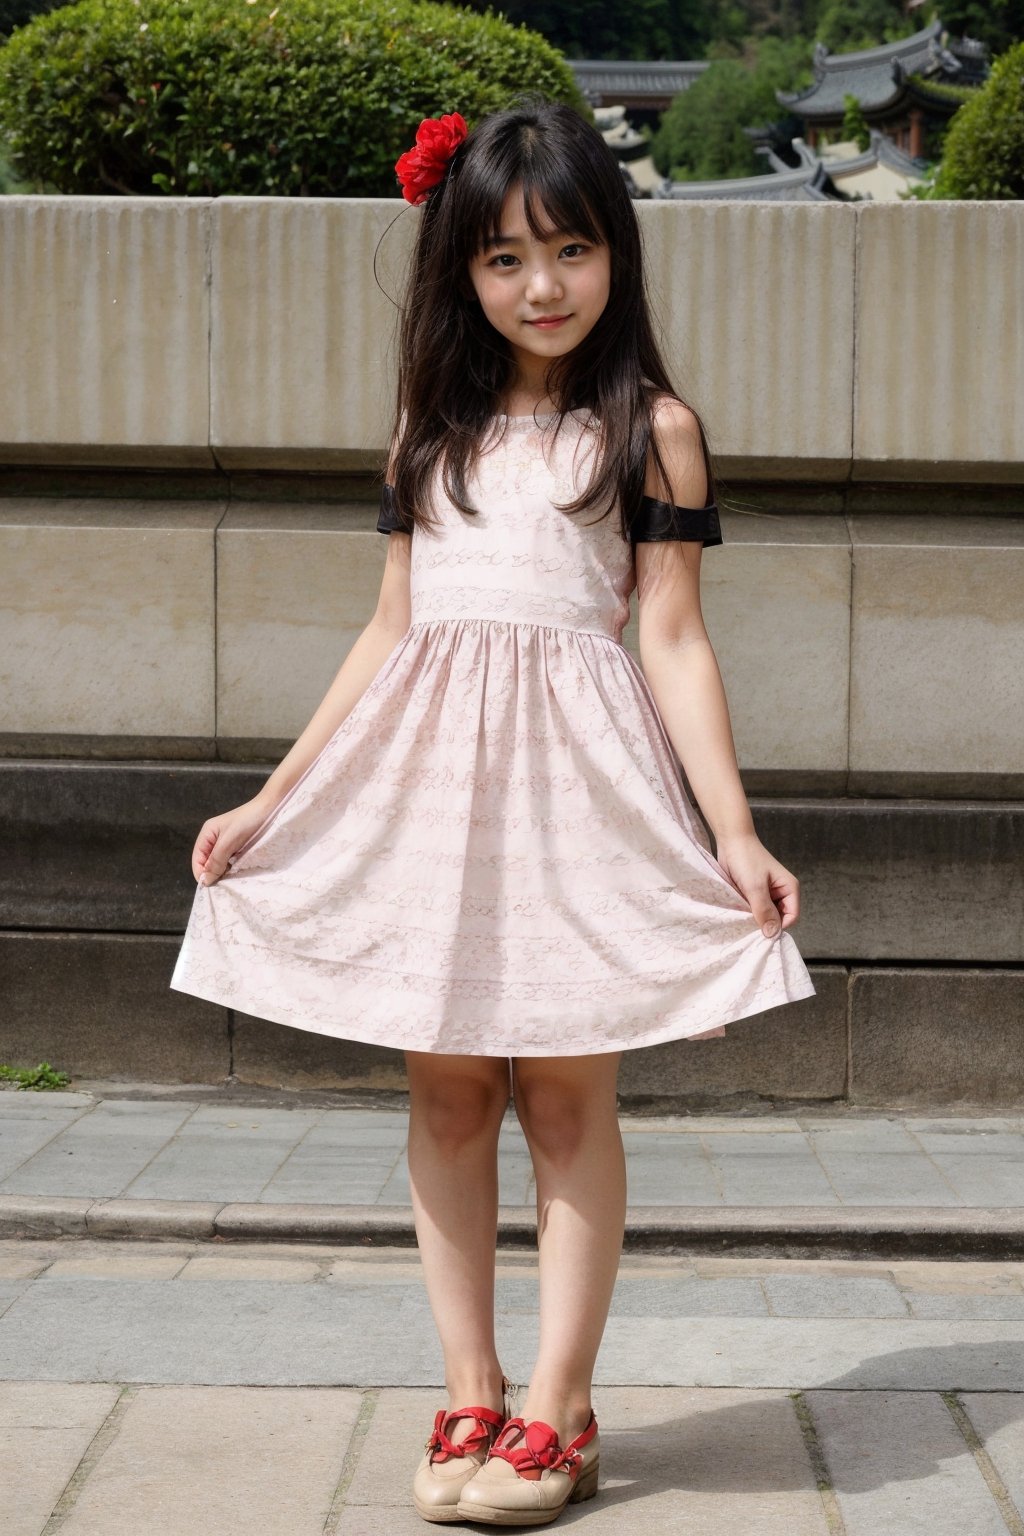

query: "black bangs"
xmin=519 ymin=168 xmax=606 ymax=249
xmin=449 ymin=117 xmax=611 ymax=265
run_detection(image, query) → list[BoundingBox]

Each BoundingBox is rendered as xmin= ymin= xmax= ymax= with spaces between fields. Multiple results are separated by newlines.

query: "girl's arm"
xmin=194 ymin=523 xmax=412 ymax=886
xmin=252 ymin=529 xmax=413 ymax=813
xmin=635 ymin=399 xmax=798 ymax=937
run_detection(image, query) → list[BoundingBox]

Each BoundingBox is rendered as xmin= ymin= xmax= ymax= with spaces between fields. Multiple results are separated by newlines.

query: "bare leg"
xmin=510 ymin=1051 xmax=627 ymax=1445
xmin=405 ymin=1050 xmax=512 ymax=1428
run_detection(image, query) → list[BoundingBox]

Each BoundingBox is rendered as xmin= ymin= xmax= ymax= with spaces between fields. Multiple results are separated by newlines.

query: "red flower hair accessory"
xmin=395 ymin=111 xmax=468 ymax=204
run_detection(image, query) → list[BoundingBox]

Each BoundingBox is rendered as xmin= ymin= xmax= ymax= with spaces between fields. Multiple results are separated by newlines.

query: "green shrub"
xmin=0 ymin=0 xmax=584 ymax=195
xmin=841 ymin=92 xmax=870 ymax=153
xmin=652 ymin=58 xmax=781 ymax=182
xmin=929 ymin=40 xmax=1024 ymax=199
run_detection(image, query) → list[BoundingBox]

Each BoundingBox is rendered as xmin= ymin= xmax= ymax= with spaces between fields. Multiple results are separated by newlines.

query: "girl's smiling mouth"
xmin=526 ymin=314 xmax=571 ymax=328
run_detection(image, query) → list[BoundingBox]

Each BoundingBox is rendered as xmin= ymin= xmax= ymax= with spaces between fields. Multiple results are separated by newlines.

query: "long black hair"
xmin=389 ymin=96 xmax=718 ymax=540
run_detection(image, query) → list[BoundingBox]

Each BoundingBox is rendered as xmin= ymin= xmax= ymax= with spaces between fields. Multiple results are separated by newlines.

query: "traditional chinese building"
xmin=570 ymin=59 xmax=710 ymax=127
xmin=775 ymin=18 xmax=988 ymax=159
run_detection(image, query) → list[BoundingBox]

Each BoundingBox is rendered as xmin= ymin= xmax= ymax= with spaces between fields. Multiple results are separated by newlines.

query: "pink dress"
xmin=169 ymin=410 xmax=816 ymax=1054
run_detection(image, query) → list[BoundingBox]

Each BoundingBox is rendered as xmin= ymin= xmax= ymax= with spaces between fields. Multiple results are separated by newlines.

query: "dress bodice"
xmin=406 ymin=411 xmax=637 ymax=644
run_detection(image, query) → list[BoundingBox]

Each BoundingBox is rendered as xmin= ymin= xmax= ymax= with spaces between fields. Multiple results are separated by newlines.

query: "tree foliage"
xmin=815 ymin=0 xmax=916 ymax=54
xmin=0 ymin=0 xmax=584 ymax=195
xmin=460 ymin=0 xmax=713 ymax=60
xmin=841 ymin=92 xmax=870 ymax=150
xmin=928 ymin=39 xmax=1024 ymax=197
xmin=652 ymin=35 xmax=813 ymax=180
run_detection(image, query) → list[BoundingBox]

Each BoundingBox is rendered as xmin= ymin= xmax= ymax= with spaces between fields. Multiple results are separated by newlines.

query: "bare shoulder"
xmin=645 ymin=393 xmax=708 ymax=508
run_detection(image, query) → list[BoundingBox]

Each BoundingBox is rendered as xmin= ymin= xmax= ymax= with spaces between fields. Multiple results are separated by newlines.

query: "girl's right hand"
xmin=191 ymin=796 xmax=277 ymax=887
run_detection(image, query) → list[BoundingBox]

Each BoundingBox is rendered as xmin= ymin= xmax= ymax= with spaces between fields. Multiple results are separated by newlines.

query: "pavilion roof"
xmin=775 ymin=18 xmax=978 ymax=120
xmin=570 ymin=59 xmax=709 ymax=106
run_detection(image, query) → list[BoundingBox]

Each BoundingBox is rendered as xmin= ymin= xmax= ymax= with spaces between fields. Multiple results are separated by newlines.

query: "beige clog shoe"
xmin=456 ymin=1412 xmax=599 ymax=1526
xmin=412 ymin=1404 xmax=506 ymax=1523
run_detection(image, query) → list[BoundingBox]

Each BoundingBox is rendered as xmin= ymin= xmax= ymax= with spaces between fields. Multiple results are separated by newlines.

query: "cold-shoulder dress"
xmin=169 ymin=409 xmax=816 ymax=1054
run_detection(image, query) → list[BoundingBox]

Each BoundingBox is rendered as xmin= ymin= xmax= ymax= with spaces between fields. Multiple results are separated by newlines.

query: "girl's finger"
xmin=767 ymin=868 xmax=800 ymax=927
xmin=734 ymin=877 xmax=782 ymax=937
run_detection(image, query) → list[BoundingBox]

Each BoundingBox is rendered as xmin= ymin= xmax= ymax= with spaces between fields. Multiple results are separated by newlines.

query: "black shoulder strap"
xmin=376 ymin=482 xmax=412 ymax=534
xmin=630 ymin=495 xmax=723 ymax=547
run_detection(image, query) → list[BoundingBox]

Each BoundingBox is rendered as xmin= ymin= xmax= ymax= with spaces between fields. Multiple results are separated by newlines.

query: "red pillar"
xmin=909 ymin=109 xmax=923 ymax=158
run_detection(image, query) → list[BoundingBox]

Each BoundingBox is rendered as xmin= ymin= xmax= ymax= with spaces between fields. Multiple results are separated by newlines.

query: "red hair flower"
xmin=395 ymin=111 xmax=467 ymax=204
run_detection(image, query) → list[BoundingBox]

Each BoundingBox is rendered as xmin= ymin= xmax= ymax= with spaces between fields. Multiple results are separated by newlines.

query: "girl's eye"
xmin=561 ymin=243 xmax=589 ymax=258
xmin=489 ymin=254 xmax=519 ymax=268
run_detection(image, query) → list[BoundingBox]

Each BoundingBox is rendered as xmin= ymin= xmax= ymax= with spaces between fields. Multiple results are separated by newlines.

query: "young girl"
xmin=170 ymin=97 xmax=815 ymax=1527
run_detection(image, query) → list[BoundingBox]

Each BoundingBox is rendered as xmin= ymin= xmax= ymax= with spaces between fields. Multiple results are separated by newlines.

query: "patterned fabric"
xmin=169 ymin=410 xmax=815 ymax=1054
xmin=378 ymin=480 xmax=723 ymax=546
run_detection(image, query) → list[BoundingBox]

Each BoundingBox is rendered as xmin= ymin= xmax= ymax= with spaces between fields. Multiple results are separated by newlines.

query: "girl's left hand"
xmin=713 ymin=831 xmax=800 ymax=939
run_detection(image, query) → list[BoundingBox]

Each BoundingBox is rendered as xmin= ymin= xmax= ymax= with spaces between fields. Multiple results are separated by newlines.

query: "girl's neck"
xmin=501 ymin=361 xmax=558 ymax=421
xmin=501 ymin=391 xmax=556 ymax=418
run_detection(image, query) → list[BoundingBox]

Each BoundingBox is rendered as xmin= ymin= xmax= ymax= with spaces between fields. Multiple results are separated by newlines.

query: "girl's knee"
xmin=511 ymin=1059 xmax=620 ymax=1164
xmin=407 ymin=1054 xmax=510 ymax=1153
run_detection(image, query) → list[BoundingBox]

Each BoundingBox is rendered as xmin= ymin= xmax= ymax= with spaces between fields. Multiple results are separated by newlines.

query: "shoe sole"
xmin=413 ymin=1497 xmax=473 ymax=1523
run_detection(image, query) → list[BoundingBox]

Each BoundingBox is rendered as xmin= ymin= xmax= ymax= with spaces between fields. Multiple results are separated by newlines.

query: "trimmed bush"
xmin=930 ymin=40 xmax=1024 ymax=199
xmin=0 ymin=0 xmax=585 ymax=195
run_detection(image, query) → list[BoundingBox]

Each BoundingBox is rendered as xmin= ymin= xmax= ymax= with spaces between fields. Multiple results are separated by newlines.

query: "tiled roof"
xmin=652 ymin=129 xmax=927 ymax=201
xmin=570 ymin=59 xmax=709 ymax=102
xmin=775 ymin=17 xmax=972 ymax=118
xmin=654 ymin=159 xmax=831 ymax=201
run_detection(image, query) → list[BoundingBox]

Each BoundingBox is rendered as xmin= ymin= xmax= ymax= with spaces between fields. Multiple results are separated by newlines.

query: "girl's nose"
xmin=525 ymin=264 xmax=563 ymax=303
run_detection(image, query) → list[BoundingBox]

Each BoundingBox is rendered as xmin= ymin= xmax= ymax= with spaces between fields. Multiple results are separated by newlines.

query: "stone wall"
xmin=1 ymin=197 xmax=1022 ymax=1105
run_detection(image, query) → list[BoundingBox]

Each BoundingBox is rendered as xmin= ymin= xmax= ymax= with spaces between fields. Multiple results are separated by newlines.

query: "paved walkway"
xmin=2 ymin=1084 xmax=1024 ymax=1533
xmin=2 ymin=1085 xmax=1024 ymax=1255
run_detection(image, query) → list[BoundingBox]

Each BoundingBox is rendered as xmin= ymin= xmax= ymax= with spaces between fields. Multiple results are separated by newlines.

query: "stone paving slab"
xmin=806 ymin=1389 xmax=1015 ymax=1536
xmin=3 ymin=1095 xmax=1023 ymax=1215
xmin=2 ymin=1226 xmax=1024 ymax=1533
xmin=1 ymin=1381 xmax=122 ymax=1536
xmin=4 ymin=1379 xmax=1024 ymax=1536
xmin=1 ymin=1242 xmax=1023 ymax=1393
xmin=959 ymin=1392 xmax=1024 ymax=1522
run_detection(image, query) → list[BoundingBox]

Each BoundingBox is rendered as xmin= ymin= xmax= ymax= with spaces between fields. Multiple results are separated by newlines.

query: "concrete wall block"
xmin=616 ymin=965 xmax=847 ymax=1104
xmin=209 ymin=198 xmax=416 ymax=469
xmin=0 ymin=760 xmax=265 ymax=932
xmin=854 ymin=202 xmax=1024 ymax=477
xmin=0 ymin=196 xmax=213 ymax=464
xmin=622 ymin=512 xmax=851 ymax=775
xmin=639 ymin=199 xmax=856 ymax=477
xmin=0 ymin=933 xmax=230 ymax=1084
xmin=849 ymin=968 xmax=1024 ymax=1105
xmin=752 ymin=800 xmax=1024 ymax=965
xmin=0 ymin=500 xmax=221 ymax=737
xmin=233 ymin=1011 xmax=409 ymax=1094
xmin=849 ymin=515 xmax=1024 ymax=777
xmin=3 ymin=198 xmax=1024 ymax=477
xmin=217 ymin=506 xmax=386 ymax=739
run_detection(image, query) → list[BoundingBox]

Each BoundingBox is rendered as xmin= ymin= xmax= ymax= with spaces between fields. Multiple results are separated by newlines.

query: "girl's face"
xmin=467 ymin=184 xmax=611 ymax=386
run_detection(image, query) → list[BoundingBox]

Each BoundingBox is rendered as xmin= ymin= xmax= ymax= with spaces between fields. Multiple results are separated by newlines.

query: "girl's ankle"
xmin=519 ymin=1394 xmax=594 ymax=1445
xmin=445 ymin=1372 xmax=506 ymax=1414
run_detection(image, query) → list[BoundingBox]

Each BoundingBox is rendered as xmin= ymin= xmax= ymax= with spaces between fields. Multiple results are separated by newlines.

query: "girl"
xmin=170 ymin=97 xmax=815 ymax=1527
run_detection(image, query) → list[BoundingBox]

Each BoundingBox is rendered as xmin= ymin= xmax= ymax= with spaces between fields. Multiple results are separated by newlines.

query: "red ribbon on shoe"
xmin=426 ymin=1406 xmax=503 ymax=1463
xmin=488 ymin=1416 xmax=589 ymax=1478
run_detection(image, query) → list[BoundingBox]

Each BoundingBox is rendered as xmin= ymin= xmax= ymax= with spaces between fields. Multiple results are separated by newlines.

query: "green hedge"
xmin=931 ymin=41 xmax=1024 ymax=200
xmin=0 ymin=0 xmax=584 ymax=195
